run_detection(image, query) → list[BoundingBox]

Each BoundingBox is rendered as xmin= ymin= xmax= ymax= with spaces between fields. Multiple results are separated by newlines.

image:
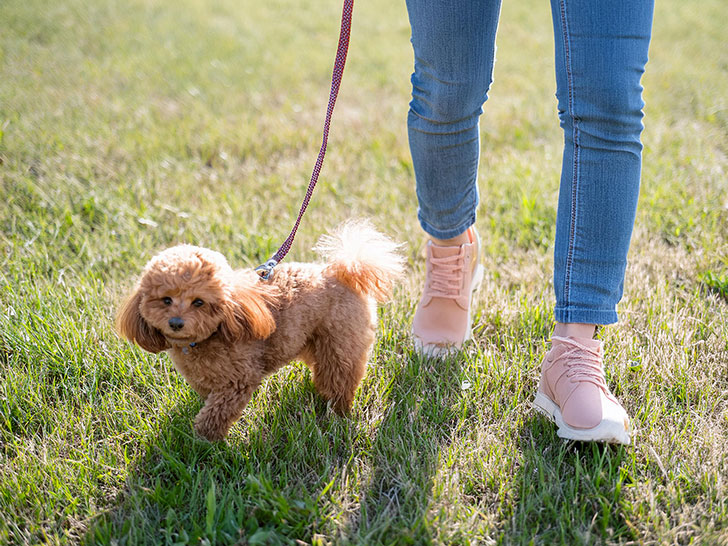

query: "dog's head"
xmin=117 ymin=245 xmax=277 ymax=352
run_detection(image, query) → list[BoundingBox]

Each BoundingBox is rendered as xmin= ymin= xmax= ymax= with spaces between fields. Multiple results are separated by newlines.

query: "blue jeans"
xmin=406 ymin=0 xmax=654 ymax=325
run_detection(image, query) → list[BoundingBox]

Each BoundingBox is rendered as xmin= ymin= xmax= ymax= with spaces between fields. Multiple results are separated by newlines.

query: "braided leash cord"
xmin=256 ymin=0 xmax=354 ymax=280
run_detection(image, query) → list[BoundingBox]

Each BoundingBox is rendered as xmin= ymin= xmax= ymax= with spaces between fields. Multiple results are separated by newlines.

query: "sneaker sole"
xmin=413 ymin=263 xmax=484 ymax=358
xmin=533 ymin=392 xmax=631 ymax=445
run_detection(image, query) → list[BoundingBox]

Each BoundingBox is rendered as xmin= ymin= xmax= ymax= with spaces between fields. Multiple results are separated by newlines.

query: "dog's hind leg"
xmin=307 ymin=326 xmax=374 ymax=414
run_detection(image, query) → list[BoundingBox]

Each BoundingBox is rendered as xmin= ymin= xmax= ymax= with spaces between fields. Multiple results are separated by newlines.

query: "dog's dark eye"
xmin=192 ymin=298 xmax=204 ymax=307
xmin=162 ymin=297 xmax=173 ymax=305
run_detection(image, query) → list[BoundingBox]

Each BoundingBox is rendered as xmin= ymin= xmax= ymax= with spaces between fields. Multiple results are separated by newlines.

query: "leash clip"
xmin=255 ymin=258 xmax=279 ymax=280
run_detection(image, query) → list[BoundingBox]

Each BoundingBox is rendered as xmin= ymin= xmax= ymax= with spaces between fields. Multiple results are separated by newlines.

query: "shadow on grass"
xmin=506 ymin=414 xmax=634 ymax=544
xmin=346 ymin=352 xmax=464 ymax=544
xmin=82 ymin=349 xmax=634 ymax=544
xmin=84 ymin=368 xmax=358 ymax=545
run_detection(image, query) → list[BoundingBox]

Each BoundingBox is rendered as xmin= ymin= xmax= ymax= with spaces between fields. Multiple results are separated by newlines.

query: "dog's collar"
xmin=180 ymin=330 xmax=219 ymax=354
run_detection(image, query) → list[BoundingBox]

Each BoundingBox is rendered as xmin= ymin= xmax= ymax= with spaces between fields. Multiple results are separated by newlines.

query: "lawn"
xmin=1 ymin=0 xmax=727 ymax=544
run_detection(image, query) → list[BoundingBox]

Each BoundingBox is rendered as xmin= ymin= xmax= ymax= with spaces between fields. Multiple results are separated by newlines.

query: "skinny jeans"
xmin=406 ymin=0 xmax=654 ymax=325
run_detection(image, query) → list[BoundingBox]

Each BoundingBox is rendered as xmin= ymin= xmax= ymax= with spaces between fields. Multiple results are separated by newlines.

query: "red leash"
xmin=256 ymin=0 xmax=355 ymax=280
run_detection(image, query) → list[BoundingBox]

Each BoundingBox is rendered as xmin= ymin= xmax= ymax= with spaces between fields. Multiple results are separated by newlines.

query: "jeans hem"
xmin=418 ymin=212 xmax=477 ymax=240
xmin=554 ymin=306 xmax=618 ymax=326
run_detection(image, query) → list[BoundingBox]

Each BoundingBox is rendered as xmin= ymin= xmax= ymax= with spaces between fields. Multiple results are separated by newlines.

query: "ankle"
xmin=429 ymin=227 xmax=473 ymax=247
xmin=553 ymin=322 xmax=596 ymax=339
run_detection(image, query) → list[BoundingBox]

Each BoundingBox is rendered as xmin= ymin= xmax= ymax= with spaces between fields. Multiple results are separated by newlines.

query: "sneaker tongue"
xmin=429 ymin=242 xmax=464 ymax=258
xmin=568 ymin=336 xmax=602 ymax=350
xmin=551 ymin=335 xmax=603 ymax=353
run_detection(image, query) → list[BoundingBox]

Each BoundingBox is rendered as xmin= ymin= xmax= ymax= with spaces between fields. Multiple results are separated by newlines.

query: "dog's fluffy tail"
xmin=313 ymin=220 xmax=405 ymax=302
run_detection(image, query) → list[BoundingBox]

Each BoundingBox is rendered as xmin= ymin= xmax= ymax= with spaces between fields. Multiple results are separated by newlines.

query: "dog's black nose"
xmin=168 ymin=317 xmax=185 ymax=331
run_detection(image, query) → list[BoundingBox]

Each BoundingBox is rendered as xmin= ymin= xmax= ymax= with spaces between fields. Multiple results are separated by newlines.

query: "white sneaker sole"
xmin=413 ymin=263 xmax=484 ymax=358
xmin=533 ymin=391 xmax=631 ymax=445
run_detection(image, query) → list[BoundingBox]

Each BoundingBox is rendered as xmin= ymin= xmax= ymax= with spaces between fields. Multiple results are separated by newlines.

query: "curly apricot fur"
xmin=117 ymin=222 xmax=403 ymax=441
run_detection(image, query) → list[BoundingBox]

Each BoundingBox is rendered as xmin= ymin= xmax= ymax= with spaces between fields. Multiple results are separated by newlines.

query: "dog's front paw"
xmin=193 ymin=414 xmax=228 ymax=442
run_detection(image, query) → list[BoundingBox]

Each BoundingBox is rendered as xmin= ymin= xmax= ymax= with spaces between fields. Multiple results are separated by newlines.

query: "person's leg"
xmin=406 ymin=0 xmax=502 ymax=241
xmin=551 ymin=0 xmax=654 ymax=326
xmin=406 ymin=0 xmax=502 ymax=355
xmin=535 ymin=0 xmax=654 ymax=443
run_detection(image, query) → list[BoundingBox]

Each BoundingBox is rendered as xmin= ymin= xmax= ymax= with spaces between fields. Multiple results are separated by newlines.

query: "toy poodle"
xmin=117 ymin=221 xmax=404 ymax=441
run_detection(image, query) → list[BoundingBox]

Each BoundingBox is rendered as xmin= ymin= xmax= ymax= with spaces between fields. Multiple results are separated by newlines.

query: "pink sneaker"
xmin=533 ymin=336 xmax=631 ymax=444
xmin=412 ymin=226 xmax=483 ymax=357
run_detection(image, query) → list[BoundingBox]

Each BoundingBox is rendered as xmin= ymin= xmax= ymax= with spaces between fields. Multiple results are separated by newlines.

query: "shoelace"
xmin=426 ymin=252 xmax=465 ymax=298
xmin=551 ymin=336 xmax=610 ymax=393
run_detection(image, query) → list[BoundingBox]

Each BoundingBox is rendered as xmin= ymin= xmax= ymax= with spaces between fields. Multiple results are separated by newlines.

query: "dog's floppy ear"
xmin=116 ymin=287 xmax=170 ymax=353
xmin=218 ymin=277 xmax=277 ymax=343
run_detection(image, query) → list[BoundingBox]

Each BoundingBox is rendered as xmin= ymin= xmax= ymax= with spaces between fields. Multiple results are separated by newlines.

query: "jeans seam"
xmin=558 ymin=0 xmax=579 ymax=313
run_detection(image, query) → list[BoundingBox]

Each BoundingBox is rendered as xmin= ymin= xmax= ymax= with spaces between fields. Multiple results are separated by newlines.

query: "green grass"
xmin=1 ymin=0 xmax=727 ymax=543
